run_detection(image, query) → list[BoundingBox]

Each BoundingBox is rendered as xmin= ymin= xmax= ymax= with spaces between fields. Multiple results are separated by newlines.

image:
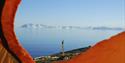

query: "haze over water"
xmin=15 ymin=27 xmax=123 ymax=57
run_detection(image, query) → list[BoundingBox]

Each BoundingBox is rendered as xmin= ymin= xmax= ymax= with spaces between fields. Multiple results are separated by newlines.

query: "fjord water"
xmin=15 ymin=28 xmax=123 ymax=58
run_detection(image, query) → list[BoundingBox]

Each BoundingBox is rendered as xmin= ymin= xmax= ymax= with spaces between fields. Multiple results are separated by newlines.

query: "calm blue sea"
xmin=15 ymin=28 xmax=123 ymax=58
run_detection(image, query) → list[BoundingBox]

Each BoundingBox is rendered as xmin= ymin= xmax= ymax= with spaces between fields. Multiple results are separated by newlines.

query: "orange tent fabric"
xmin=56 ymin=32 xmax=125 ymax=63
xmin=0 ymin=0 xmax=35 ymax=63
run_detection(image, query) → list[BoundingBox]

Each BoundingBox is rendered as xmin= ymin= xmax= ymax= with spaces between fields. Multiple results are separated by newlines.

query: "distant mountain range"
xmin=20 ymin=24 xmax=124 ymax=30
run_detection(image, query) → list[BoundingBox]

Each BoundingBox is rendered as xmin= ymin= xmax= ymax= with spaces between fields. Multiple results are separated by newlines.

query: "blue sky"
xmin=15 ymin=0 xmax=125 ymax=27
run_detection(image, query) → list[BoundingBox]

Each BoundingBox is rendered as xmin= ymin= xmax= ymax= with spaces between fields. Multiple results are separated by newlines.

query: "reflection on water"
xmin=15 ymin=28 xmax=123 ymax=57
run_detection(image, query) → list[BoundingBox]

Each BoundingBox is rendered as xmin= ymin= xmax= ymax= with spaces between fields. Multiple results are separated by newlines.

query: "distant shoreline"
xmin=20 ymin=24 xmax=124 ymax=31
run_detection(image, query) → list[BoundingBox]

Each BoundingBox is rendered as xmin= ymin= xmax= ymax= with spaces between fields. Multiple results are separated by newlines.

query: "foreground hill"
xmin=55 ymin=31 xmax=125 ymax=63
